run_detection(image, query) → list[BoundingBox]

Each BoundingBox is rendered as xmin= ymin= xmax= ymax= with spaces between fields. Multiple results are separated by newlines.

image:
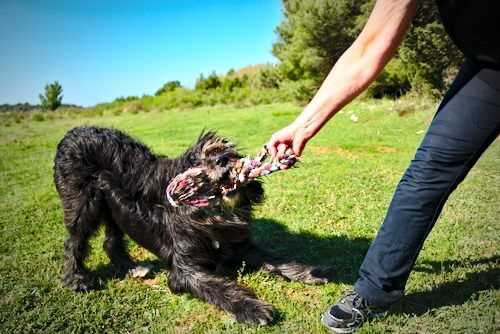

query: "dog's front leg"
xmin=169 ymin=266 xmax=275 ymax=325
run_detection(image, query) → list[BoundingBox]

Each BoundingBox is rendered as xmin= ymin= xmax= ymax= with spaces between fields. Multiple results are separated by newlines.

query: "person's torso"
xmin=437 ymin=0 xmax=500 ymax=69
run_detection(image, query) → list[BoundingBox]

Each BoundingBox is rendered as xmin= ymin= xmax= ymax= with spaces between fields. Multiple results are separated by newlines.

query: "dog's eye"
xmin=216 ymin=155 xmax=229 ymax=167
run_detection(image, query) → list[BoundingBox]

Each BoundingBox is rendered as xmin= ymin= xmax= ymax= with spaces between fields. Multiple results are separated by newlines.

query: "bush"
xmin=195 ymin=72 xmax=221 ymax=90
xmin=155 ymin=81 xmax=182 ymax=96
xmin=257 ymin=64 xmax=282 ymax=89
xmin=390 ymin=91 xmax=437 ymax=116
xmin=280 ymin=79 xmax=317 ymax=104
xmin=220 ymin=75 xmax=249 ymax=92
xmin=123 ymin=100 xmax=144 ymax=114
xmin=114 ymin=95 xmax=139 ymax=103
xmin=367 ymin=59 xmax=411 ymax=98
xmin=32 ymin=113 xmax=45 ymax=122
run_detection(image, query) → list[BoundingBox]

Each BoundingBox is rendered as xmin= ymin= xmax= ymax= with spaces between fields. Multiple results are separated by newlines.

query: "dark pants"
xmin=354 ymin=59 xmax=500 ymax=308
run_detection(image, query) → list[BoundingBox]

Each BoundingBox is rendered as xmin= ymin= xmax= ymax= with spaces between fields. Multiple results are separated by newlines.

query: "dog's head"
xmin=167 ymin=132 xmax=263 ymax=209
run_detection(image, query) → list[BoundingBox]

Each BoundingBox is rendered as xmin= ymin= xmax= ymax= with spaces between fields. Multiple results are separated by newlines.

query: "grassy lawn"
xmin=0 ymin=100 xmax=498 ymax=333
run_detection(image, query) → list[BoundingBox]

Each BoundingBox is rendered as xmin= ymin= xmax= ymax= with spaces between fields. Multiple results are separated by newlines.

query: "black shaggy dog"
xmin=54 ymin=126 xmax=329 ymax=325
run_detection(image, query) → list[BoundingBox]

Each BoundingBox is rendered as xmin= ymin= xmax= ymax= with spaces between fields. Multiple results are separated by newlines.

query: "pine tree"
xmin=39 ymin=81 xmax=63 ymax=111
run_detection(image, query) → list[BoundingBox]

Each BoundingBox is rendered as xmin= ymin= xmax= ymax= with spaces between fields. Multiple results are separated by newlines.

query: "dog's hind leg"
xmin=62 ymin=191 xmax=102 ymax=291
xmin=103 ymin=219 xmax=136 ymax=273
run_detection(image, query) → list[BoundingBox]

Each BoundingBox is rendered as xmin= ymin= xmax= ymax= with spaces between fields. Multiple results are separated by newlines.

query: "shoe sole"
xmin=321 ymin=311 xmax=388 ymax=333
xmin=321 ymin=314 xmax=357 ymax=334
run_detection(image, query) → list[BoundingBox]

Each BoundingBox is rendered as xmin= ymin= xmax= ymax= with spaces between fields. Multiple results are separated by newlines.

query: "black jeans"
xmin=354 ymin=59 xmax=500 ymax=308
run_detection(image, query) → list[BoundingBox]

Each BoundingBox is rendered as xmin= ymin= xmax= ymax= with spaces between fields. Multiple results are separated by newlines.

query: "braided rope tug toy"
xmin=166 ymin=147 xmax=298 ymax=207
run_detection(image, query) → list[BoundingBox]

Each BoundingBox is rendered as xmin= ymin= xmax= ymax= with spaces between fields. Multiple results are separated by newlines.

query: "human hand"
xmin=267 ymin=123 xmax=310 ymax=160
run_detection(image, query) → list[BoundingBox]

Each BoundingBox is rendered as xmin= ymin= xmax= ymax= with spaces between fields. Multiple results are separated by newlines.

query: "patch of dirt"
xmin=142 ymin=278 xmax=159 ymax=287
xmin=309 ymin=146 xmax=355 ymax=159
xmin=376 ymin=146 xmax=397 ymax=153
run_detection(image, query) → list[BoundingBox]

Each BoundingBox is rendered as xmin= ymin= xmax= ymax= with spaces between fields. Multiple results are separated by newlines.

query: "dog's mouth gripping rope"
xmin=166 ymin=147 xmax=297 ymax=207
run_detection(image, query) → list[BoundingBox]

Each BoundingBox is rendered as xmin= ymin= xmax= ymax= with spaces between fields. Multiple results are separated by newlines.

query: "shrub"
xmin=32 ymin=113 xmax=45 ymax=122
xmin=390 ymin=91 xmax=437 ymax=116
xmin=220 ymin=75 xmax=249 ymax=92
xmin=155 ymin=81 xmax=182 ymax=96
xmin=257 ymin=64 xmax=282 ymax=89
xmin=280 ymin=79 xmax=317 ymax=104
xmin=112 ymin=108 xmax=123 ymax=116
xmin=114 ymin=96 xmax=139 ymax=103
xmin=195 ymin=72 xmax=221 ymax=90
xmin=123 ymin=100 xmax=144 ymax=113
xmin=367 ymin=59 xmax=411 ymax=98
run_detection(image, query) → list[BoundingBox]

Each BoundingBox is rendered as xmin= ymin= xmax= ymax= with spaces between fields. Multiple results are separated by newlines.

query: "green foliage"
xmin=367 ymin=59 xmax=411 ymax=99
xmin=273 ymin=0 xmax=364 ymax=83
xmin=155 ymin=81 xmax=182 ymax=96
xmin=257 ymin=64 xmax=282 ymax=89
xmin=274 ymin=0 xmax=463 ymax=97
xmin=195 ymin=72 xmax=222 ymax=90
xmin=0 ymin=103 xmax=38 ymax=113
xmin=114 ymin=95 xmax=139 ymax=103
xmin=32 ymin=113 xmax=45 ymax=122
xmin=123 ymin=100 xmax=145 ymax=114
xmin=39 ymin=81 xmax=63 ymax=111
xmin=279 ymin=79 xmax=317 ymax=103
xmin=399 ymin=2 xmax=463 ymax=95
xmin=220 ymin=74 xmax=249 ymax=92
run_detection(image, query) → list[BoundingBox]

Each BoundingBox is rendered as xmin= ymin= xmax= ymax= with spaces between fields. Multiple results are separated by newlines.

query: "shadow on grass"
xmin=90 ymin=217 xmax=373 ymax=287
xmin=395 ymin=256 xmax=499 ymax=315
xmin=92 ymin=259 xmax=165 ymax=290
xmin=251 ymin=218 xmax=372 ymax=284
xmin=90 ymin=218 xmax=497 ymax=316
xmin=252 ymin=219 xmax=500 ymax=314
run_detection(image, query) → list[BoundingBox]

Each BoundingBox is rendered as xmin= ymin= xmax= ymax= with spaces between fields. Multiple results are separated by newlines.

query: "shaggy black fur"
xmin=54 ymin=126 xmax=329 ymax=325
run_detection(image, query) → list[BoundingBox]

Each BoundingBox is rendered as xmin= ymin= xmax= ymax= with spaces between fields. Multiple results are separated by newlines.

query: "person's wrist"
xmin=295 ymin=104 xmax=321 ymax=138
xmin=291 ymin=119 xmax=314 ymax=141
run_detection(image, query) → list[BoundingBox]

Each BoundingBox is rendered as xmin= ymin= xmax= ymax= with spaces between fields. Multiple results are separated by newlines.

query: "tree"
xmin=397 ymin=0 xmax=463 ymax=94
xmin=155 ymin=80 xmax=182 ymax=96
xmin=272 ymin=0 xmax=364 ymax=83
xmin=39 ymin=81 xmax=63 ymax=111
xmin=272 ymin=0 xmax=463 ymax=96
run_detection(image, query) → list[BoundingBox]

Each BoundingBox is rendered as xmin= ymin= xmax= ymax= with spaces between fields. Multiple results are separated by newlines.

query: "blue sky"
xmin=0 ymin=0 xmax=282 ymax=106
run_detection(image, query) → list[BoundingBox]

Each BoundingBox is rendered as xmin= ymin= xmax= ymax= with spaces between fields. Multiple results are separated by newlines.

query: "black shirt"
xmin=437 ymin=0 xmax=500 ymax=69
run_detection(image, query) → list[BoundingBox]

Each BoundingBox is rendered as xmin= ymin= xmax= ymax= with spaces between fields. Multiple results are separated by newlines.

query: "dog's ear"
xmin=200 ymin=136 xmax=235 ymax=160
xmin=182 ymin=131 xmax=240 ymax=166
xmin=195 ymin=131 xmax=238 ymax=159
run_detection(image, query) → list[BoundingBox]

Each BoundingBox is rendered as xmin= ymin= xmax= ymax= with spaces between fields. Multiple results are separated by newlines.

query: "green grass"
xmin=0 ymin=99 xmax=498 ymax=333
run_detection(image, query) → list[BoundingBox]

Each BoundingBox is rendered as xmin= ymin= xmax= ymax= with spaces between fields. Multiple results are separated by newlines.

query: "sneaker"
xmin=322 ymin=291 xmax=388 ymax=333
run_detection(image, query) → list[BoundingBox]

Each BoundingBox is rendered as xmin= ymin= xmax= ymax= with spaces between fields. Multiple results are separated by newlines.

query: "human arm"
xmin=268 ymin=0 xmax=417 ymax=157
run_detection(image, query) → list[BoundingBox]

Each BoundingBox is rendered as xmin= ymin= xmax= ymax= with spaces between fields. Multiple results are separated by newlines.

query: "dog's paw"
xmin=62 ymin=272 xmax=94 ymax=292
xmin=234 ymin=298 xmax=275 ymax=325
xmin=129 ymin=264 xmax=153 ymax=278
